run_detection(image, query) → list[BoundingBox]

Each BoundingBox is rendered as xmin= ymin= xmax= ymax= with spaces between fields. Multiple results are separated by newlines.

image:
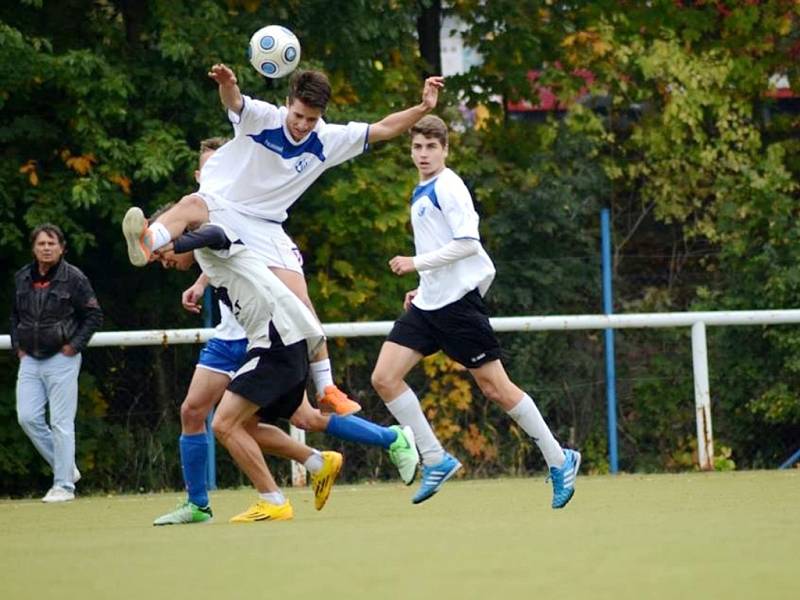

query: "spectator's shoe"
xmin=319 ymin=385 xmax=361 ymax=416
xmin=42 ymin=486 xmax=75 ymax=503
xmin=412 ymin=453 xmax=462 ymax=505
xmin=310 ymin=451 xmax=343 ymax=511
xmin=547 ymin=449 xmax=581 ymax=509
xmin=122 ymin=207 xmax=154 ymax=267
xmin=388 ymin=425 xmax=419 ymax=485
xmin=229 ymin=500 xmax=293 ymax=523
xmin=73 ymin=466 xmax=81 ymax=484
xmin=153 ymin=501 xmax=213 ymax=526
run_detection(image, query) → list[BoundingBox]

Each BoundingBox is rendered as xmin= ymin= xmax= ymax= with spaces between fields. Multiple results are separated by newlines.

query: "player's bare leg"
xmin=122 ymin=194 xmax=209 ymax=266
xmin=373 ymin=341 xmax=461 ymax=503
xmin=212 ymin=391 xmax=277 ymax=492
xmin=212 ymin=392 xmax=298 ymax=522
xmin=244 ymin=416 xmax=343 ymax=512
xmin=270 ymin=266 xmax=361 ymax=415
xmin=152 ymin=367 xmax=231 ymax=526
xmin=469 ymin=359 xmax=579 ymax=508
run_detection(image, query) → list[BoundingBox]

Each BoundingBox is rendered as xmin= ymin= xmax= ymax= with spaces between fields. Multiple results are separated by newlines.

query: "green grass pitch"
xmin=1 ymin=471 xmax=797 ymax=600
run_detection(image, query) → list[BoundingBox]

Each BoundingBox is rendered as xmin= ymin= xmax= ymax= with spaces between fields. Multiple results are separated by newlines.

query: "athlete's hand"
xmin=208 ymin=63 xmax=238 ymax=87
xmin=389 ymin=255 xmax=416 ymax=275
xmin=403 ymin=289 xmax=418 ymax=311
xmin=182 ymin=282 xmax=206 ymax=314
xmin=421 ymin=76 xmax=444 ymax=111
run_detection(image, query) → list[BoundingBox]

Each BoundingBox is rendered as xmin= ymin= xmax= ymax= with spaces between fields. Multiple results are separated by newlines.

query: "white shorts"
xmin=197 ymin=192 xmax=304 ymax=274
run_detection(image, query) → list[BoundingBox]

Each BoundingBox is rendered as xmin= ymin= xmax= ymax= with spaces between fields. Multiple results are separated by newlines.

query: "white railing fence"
xmin=4 ymin=309 xmax=800 ymax=480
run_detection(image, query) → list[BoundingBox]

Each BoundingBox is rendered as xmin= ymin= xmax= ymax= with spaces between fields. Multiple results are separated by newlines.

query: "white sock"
xmin=149 ymin=222 xmax=172 ymax=251
xmin=507 ymin=394 xmax=565 ymax=468
xmin=304 ymin=450 xmax=324 ymax=474
xmin=310 ymin=359 xmax=334 ymax=397
xmin=385 ymin=388 xmax=444 ymax=466
xmin=258 ymin=490 xmax=286 ymax=505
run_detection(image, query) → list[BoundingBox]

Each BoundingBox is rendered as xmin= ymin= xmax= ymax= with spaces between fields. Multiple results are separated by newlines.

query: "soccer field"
xmin=1 ymin=471 xmax=797 ymax=600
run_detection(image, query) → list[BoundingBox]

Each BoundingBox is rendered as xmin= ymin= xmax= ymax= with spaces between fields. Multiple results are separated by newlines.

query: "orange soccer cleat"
xmin=318 ymin=385 xmax=361 ymax=416
xmin=122 ymin=207 xmax=154 ymax=267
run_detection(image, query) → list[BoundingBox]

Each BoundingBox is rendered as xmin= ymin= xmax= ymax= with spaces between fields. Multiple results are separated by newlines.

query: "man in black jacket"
xmin=11 ymin=224 xmax=102 ymax=503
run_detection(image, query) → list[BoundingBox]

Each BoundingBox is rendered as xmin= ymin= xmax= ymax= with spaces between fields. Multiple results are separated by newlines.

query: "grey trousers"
xmin=16 ymin=353 xmax=82 ymax=491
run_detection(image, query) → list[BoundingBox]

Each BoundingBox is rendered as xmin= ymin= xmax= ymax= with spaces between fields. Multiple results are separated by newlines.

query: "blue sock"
xmin=179 ymin=433 xmax=209 ymax=507
xmin=325 ymin=415 xmax=398 ymax=449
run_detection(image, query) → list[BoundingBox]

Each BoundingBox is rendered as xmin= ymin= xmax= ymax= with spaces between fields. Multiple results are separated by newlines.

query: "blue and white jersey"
xmin=410 ymin=168 xmax=495 ymax=310
xmin=198 ymin=95 xmax=369 ymax=223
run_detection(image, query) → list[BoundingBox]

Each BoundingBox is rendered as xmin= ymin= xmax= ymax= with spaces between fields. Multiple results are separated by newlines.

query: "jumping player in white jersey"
xmin=153 ymin=140 xmax=419 ymax=525
xmin=370 ymin=115 xmax=581 ymax=508
xmin=122 ymin=65 xmax=443 ymax=417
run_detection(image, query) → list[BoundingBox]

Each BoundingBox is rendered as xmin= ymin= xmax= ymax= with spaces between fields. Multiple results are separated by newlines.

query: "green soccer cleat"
xmin=153 ymin=501 xmax=213 ymax=526
xmin=388 ymin=425 xmax=420 ymax=486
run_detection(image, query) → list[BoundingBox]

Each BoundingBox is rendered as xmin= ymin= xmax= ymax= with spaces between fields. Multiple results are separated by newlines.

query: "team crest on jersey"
xmin=295 ymin=157 xmax=311 ymax=173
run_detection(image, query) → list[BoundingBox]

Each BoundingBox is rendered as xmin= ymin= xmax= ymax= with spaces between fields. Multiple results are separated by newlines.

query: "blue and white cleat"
xmin=412 ymin=452 xmax=462 ymax=505
xmin=548 ymin=448 xmax=581 ymax=509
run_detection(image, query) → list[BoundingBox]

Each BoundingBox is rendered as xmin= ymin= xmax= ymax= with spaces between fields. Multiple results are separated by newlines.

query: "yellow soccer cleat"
xmin=229 ymin=500 xmax=294 ymax=524
xmin=310 ymin=451 xmax=343 ymax=511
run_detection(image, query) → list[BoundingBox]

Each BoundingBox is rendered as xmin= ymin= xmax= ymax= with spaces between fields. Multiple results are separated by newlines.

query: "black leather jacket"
xmin=11 ymin=260 xmax=103 ymax=359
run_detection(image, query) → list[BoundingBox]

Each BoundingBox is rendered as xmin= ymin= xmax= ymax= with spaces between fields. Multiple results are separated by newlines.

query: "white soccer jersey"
xmin=198 ymin=95 xmax=369 ymax=223
xmin=214 ymin=299 xmax=247 ymax=340
xmin=193 ymin=229 xmax=325 ymax=356
xmin=409 ymin=168 xmax=496 ymax=311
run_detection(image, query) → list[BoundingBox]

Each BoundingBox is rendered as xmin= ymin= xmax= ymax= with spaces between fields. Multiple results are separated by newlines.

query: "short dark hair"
xmin=410 ymin=115 xmax=449 ymax=147
xmin=288 ymin=70 xmax=331 ymax=110
xmin=30 ymin=223 xmax=66 ymax=247
xmin=199 ymin=137 xmax=228 ymax=156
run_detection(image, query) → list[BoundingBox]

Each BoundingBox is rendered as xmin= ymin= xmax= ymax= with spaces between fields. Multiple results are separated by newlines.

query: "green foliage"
xmin=2 ymin=0 xmax=800 ymax=496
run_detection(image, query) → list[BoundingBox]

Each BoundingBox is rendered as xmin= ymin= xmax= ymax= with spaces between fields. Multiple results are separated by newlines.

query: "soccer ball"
xmin=247 ymin=25 xmax=301 ymax=79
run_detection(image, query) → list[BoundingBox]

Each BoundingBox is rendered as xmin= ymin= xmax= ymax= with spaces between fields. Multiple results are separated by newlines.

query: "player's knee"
xmin=475 ymin=376 xmax=502 ymax=404
xmin=211 ymin=413 xmax=234 ymax=443
xmin=180 ymin=400 xmax=207 ymax=430
xmin=177 ymin=193 xmax=204 ymax=210
xmin=176 ymin=194 xmax=208 ymax=227
xmin=370 ymin=369 xmax=398 ymax=400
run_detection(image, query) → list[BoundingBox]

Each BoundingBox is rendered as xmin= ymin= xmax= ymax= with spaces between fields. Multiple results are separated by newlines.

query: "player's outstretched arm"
xmin=208 ymin=63 xmax=244 ymax=114
xmin=368 ymin=76 xmax=444 ymax=144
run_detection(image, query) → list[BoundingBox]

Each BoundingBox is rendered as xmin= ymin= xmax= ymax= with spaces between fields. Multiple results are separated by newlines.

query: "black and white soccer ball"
xmin=247 ymin=25 xmax=301 ymax=79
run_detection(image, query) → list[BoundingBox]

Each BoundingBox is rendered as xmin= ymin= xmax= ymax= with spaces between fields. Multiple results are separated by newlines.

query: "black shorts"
xmin=386 ymin=289 xmax=502 ymax=368
xmin=227 ymin=341 xmax=309 ymax=423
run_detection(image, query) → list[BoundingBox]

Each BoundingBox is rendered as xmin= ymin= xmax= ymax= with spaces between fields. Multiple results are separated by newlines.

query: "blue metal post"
xmin=601 ymin=208 xmax=619 ymax=474
xmin=203 ymin=287 xmax=217 ymax=490
xmin=779 ymin=447 xmax=800 ymax=469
